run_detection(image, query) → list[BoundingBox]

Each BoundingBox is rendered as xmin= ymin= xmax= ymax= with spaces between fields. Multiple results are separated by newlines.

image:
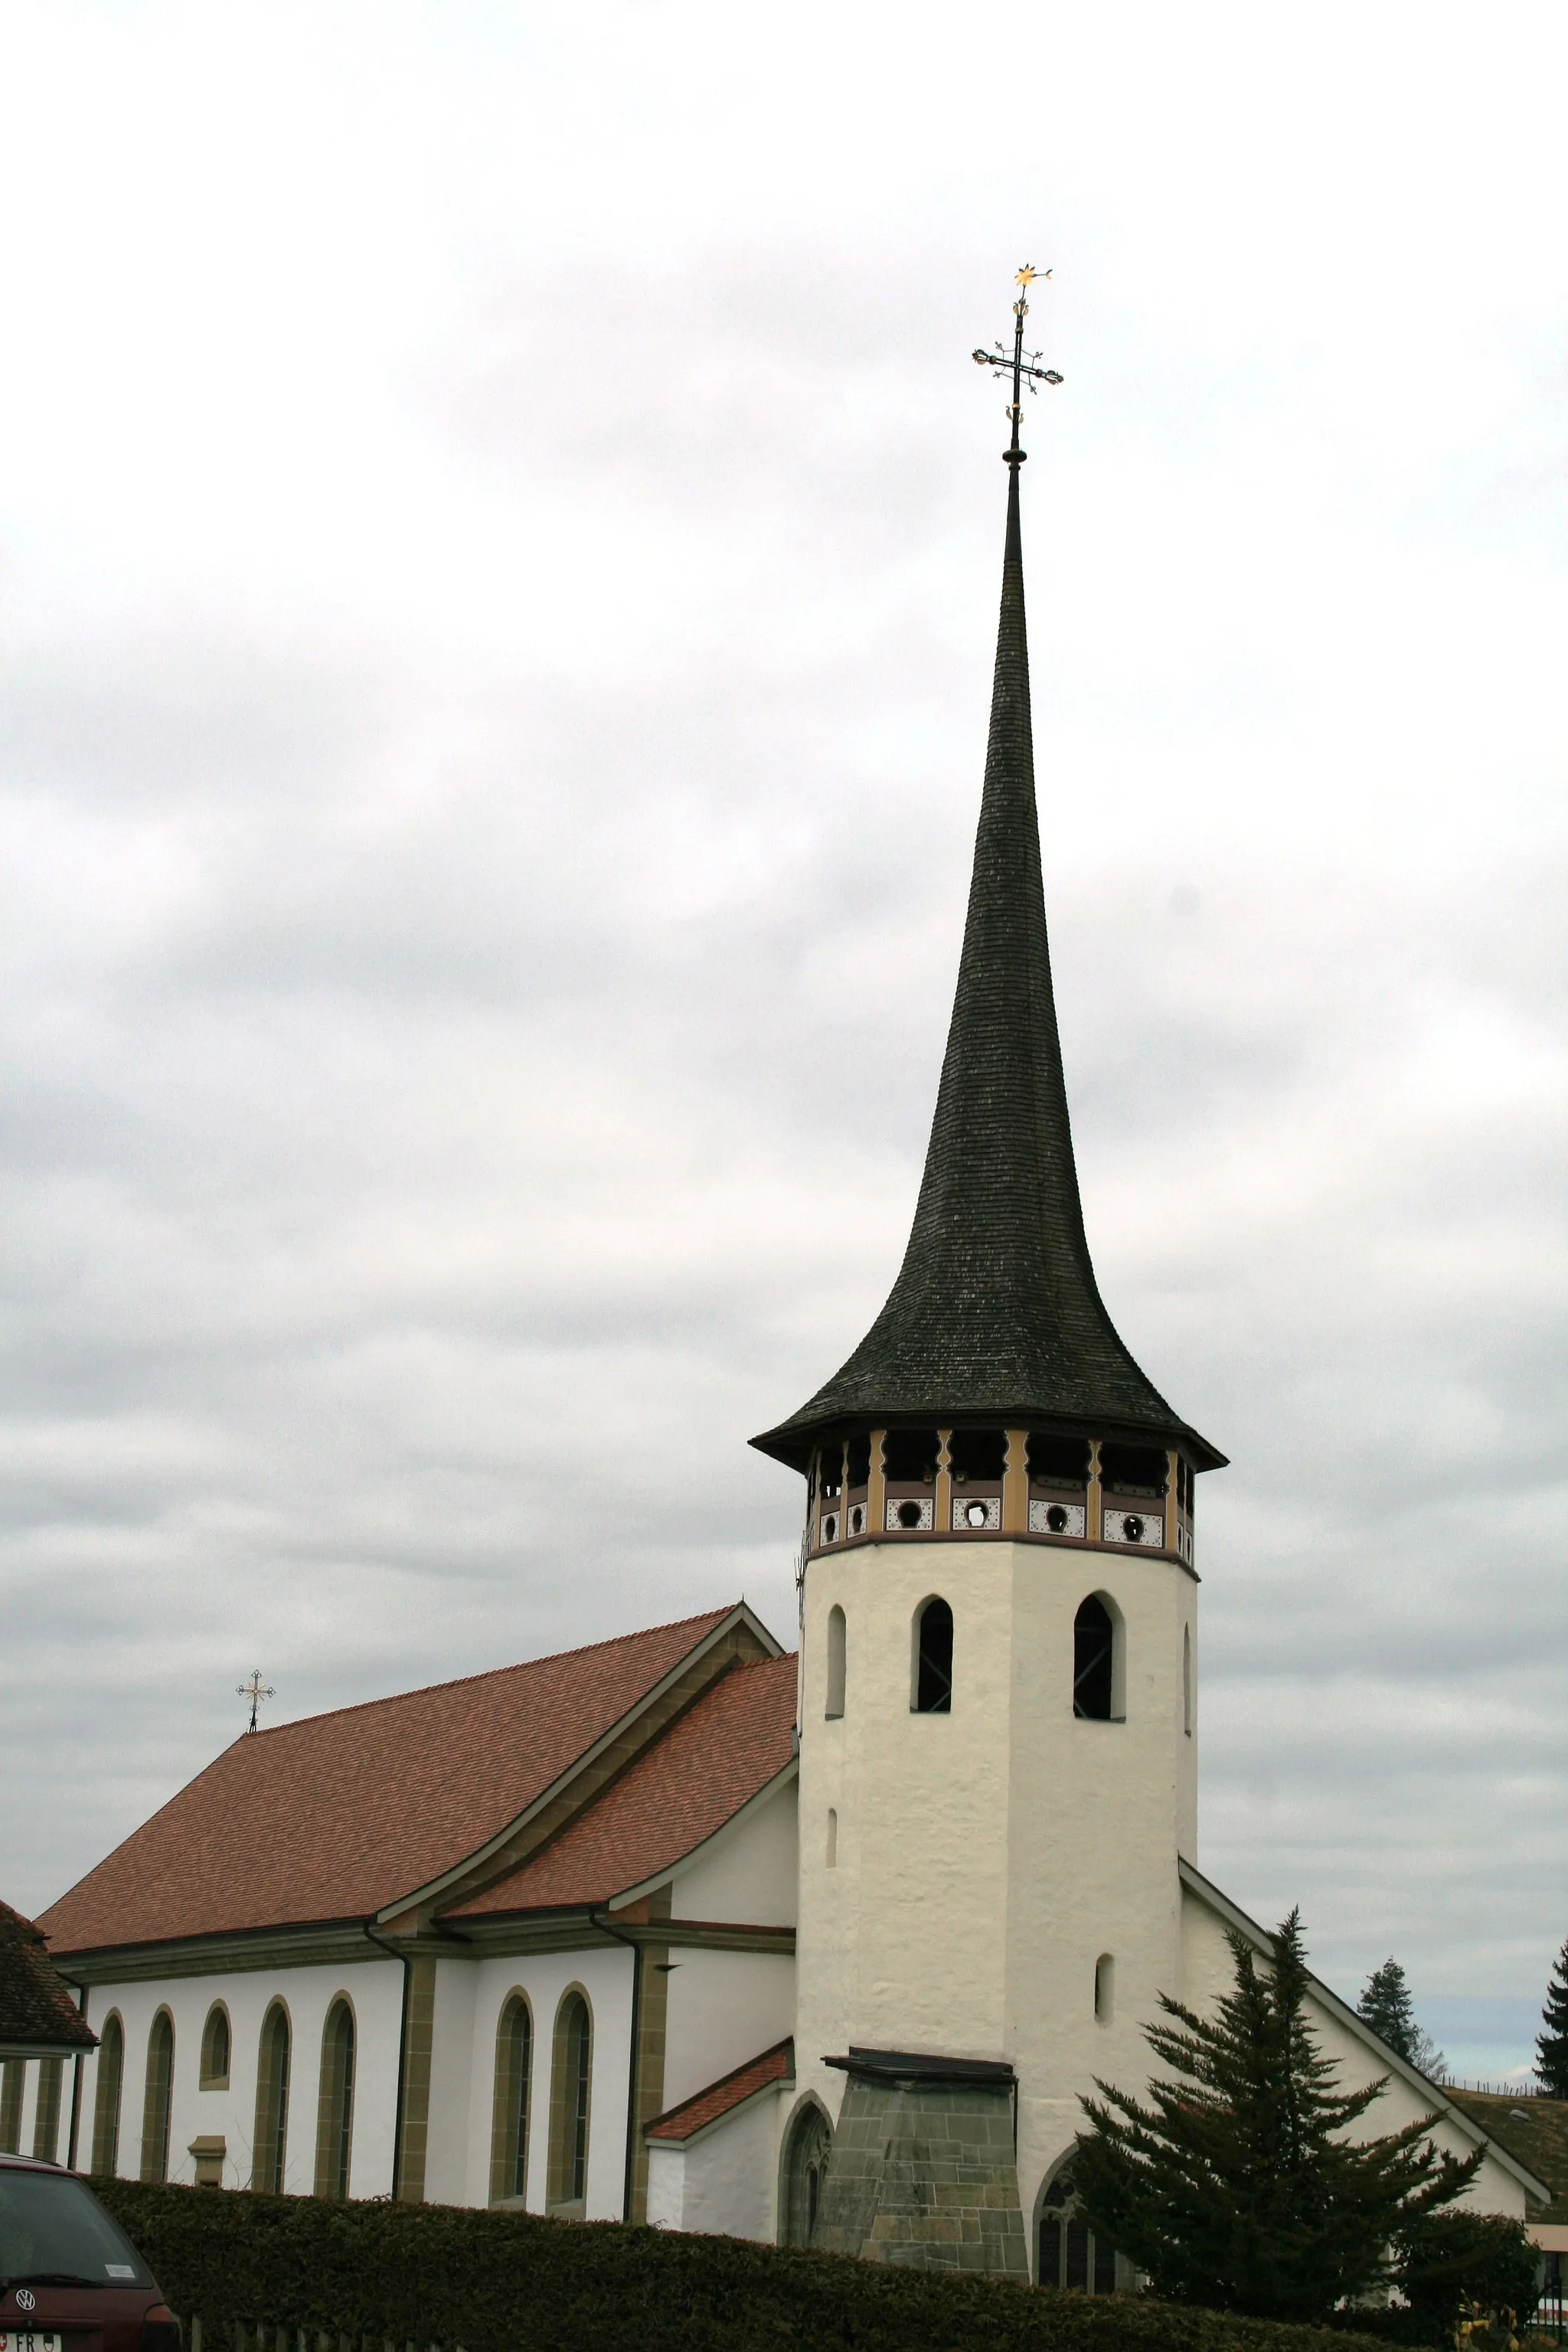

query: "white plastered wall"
xmin=668 ymin=1780 xmax=798 ymax=1928
xmin=794 ymin=1532 xmax=1197 ymax=2243
xmin=439 ymin=1942 xmax=634 ymax=2216
xmin=660 ymin=1949 xmax=795 ymax=2111
xmin=70 ymin=1957 xmax=404 ymax=2195
xmin=645 ymin=2086 xmax=790 ymax=2240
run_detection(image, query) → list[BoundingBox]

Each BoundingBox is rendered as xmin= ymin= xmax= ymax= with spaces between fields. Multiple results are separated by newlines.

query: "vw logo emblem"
xmin=15 ymin=2288 xmax=37 ymax=2311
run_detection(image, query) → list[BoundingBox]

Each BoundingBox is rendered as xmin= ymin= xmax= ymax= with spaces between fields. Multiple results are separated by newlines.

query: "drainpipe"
xmin=67 ymin=1983 xmax=87 ymax=2172
xmin=363 ymin=1923 xmax=411 ymax=2200
xmin=590 ymin=1906 xmax=643 ymax=2223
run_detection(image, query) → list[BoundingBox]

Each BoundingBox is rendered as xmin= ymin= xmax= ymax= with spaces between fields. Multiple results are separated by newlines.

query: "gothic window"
xmin=91 ymin=2011 xmax=124 ymax=2175
xmin=489 ymin=1991 xmax=533 ymax=2205
xmin=547 ymin=1989 xmax=592 ymax=2215
xmin=200 ymin=2002 xmax=230 ymax=2089
xmin=825 ymin=1605 xmax=846 ymax=1718
xmin=315 ymin=1998 xmax=356 ymax=2200
xmin=913 ymin=1597 xmax=953 ymax=1713
xmin=780 ymin=2099 xmax=832 ymax=2246
xmin=139 ymin=2009 xmax=175 ymax=2184
xmin=1038 ymin=2162 xmax=1121 ymax=2293
xmin=253 ymin=2000 xmax=292 ymax=2194
xmin=1073 ymin=1594 xmax=1120 ymax=1720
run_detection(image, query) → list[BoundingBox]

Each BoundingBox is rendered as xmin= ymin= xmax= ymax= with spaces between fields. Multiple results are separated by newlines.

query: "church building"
xmin=18 ymin=278 xmax=1547 ymax=2276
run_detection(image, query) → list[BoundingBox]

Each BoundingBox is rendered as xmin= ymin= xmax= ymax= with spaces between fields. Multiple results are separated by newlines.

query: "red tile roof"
xmin=37 ymin=1610 xmax=737 ymax=1956
xmin=447 ymin=1651 xmax=798 ymax=1916
xmin=0 ymin=1901 xmax=97 ymax=2053
xmin=646 ymin=2039 xmax=795 ymax=2141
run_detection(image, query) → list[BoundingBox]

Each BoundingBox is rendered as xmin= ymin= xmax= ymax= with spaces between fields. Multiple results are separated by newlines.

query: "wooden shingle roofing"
xmin=753 ymin=465 xmax=1222 ymax=1475
xmin=36 ymin=1607 xmax=762 ymax=1958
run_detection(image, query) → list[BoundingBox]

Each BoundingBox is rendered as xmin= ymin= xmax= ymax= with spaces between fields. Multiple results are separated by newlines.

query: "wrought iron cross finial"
xmin=972 ymin=264 xmax=1063 ymax=465
xmin=237 ymin=1669 xmax=275 ymax=1734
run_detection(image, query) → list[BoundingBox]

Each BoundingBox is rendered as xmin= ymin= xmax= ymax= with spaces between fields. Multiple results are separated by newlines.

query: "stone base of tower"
xmin=815 ymin=2052 xmax=1029 ymax=2276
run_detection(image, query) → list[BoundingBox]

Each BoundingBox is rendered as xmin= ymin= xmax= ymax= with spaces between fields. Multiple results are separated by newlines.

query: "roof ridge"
xmin=234 ymin=1604 xmax=739 ymax=1740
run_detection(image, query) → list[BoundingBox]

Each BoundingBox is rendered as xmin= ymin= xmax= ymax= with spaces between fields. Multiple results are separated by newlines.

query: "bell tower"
xmin=753 ymin=271 xmax=1225 ymax=2279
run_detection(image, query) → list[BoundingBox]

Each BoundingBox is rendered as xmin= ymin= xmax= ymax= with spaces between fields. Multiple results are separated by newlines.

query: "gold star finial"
xmin=1015 ymin=264 xmax=1037 ymax=289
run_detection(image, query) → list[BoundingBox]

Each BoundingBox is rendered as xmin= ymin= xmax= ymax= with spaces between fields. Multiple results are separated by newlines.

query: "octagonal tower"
xmin=753 ymin=300 xmax=1225 ymax=2279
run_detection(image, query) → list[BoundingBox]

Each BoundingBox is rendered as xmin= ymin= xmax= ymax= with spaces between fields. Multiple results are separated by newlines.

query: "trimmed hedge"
xmin=89 ymin=2180 xmax=1429 ymax=2352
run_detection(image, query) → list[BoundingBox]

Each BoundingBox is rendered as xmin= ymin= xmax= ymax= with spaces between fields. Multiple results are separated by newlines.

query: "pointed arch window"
xmin=1038 ymin=2162 xmax=1122 ymax=2292
xmin=314 ymin=1998 xmax=355 ymax=2200
xmin=200 ymin=2002 xmax=231 ymax=2089
xmin=489 ymin=1992 xmax=534 ymax=2205
xmin=547 ymin=1990 xmax=592 ymax=2216
xmin=912 ymin=1597 xmax=953 ymax=1713
xmin=1073 ymin=1594 xmax=1122 ymax=1720
xmin=253 ymin=2001 xmax=292 ymax=2193
xmin=780 ymin=2099 xmax=832 ymax=2246
xmin=91 ymin=2011 xmax=124 ymax=2175
xmin=139 ymin=2009 xmax=175 ymax=2183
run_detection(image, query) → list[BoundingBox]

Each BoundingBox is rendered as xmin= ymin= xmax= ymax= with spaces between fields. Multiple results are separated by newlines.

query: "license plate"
xmin=3 ymin=2334 xmax=64 ymax=2352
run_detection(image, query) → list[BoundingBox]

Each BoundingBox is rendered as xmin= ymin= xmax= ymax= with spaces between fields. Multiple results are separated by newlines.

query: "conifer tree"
xmin=1073 ymin=1911 xmax=1481 ymax=2321
xmin=1358 ymin=1958 xmax=1418 ymax=2061
xmin=1537 ymin=1936 xmax=1568 ymax=2098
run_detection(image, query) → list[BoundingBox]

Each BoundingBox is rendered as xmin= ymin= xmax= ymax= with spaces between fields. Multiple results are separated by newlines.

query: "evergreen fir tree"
xmin=1073 ymin=1910 xmax=1481 ymax=2322
xmin=1537 ymin=1936 xmax=1568 ymax=2098
xmin=1358 ymin=1958 xmax=1419 ymax=2062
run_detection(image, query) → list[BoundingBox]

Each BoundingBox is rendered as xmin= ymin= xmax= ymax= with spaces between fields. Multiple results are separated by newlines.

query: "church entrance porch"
xmin=813 ymin=2050 xmax=1027 ymax=2276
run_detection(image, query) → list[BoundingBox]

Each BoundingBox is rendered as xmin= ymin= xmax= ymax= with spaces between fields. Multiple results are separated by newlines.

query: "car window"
xmin=0 ymin=2170 xmax=149 ymax=2285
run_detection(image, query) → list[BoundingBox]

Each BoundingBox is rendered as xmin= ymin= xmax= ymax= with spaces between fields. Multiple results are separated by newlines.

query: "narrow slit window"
xmin=315 ymin=1998 xmax=355 ymax=2200
xmin=253 ymin=2001 xmax=292 ymax=2194
xmin=91 ymin=2013 xmax=125 ymax=2176
xmin=1094 ymin=1953 xmax=1115 ymax=2023
xmin=489 ymin=1993 xmax=533 ymax=2205
xmin=1073 ymin=1596 xmax=1116 ymax=1720
xmin=825 ymin=1605 xmax=846 ymax=1719
xmin=913 ymin=1598 xmax=953 ymax=1713
xmin=825 ymin=1808 xmax=838 ymax=1867
xmin=1183 ymin=1625 xmax=1193 ymax=1736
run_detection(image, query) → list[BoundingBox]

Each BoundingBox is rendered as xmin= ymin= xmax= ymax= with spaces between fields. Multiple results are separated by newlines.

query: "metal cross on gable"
xmin=237 ymin=1669 xmax=275 ymax=1733
xmin=973 ymin=263 xmax=1063 ymax=465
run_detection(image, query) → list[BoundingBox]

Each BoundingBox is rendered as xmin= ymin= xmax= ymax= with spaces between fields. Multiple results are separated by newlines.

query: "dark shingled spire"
xmin=753 ymin=459 xmax=1223 ymax=1474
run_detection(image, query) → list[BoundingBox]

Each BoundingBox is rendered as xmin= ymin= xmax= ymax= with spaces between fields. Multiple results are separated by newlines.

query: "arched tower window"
xmin=489 ymin=1992 xmax=534 ymax=2205
xmin=779 ymin=2099 xmax=832 ymax=2246
xmin=547 ymin=1990 xmax=592 ymax=2215
xmin=199 ymin=2002 xmax=230 ymax=2089
xmin=139 ymin=2009 xmax=175 ymax=2184
xmin=1073 ymin=1594 xmax=1122 ymax=1721
xmin=314 ymin=1998 xmax=355 ymax=2200
xmin=91 ymin=2011 xmax=124 ymax=2175
xmin=825 ymin=1605 xmax=846 ymax=1718
xmin=912 ymin=1597 xmax=953 ymax=1713
xmin=253 ymin=2000 xmax=292 ymax=2193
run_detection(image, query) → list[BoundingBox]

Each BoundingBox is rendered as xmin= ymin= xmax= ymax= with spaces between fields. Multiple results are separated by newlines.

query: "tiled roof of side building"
xmin=1446 ymin=2092 xmax=1568 ymax=2225
xmin=0 ymin=1900 xmax=98 ymax=2053
xmin=646 ymin=2040 xmax=795 ymax=2141
xmin=35 ymin=1609 xmax=739 ymax=1957
xmin=446 ymin=1651 xmax=798 ymax=1918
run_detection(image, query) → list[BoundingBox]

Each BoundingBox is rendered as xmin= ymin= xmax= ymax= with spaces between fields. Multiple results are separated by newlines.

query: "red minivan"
xmin=0 ymin=2154 xmax=179 ymax=2352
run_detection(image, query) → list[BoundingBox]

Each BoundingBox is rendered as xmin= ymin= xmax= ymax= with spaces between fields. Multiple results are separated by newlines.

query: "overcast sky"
xmin=1 ymin=1 xmax=1563 ymax=2082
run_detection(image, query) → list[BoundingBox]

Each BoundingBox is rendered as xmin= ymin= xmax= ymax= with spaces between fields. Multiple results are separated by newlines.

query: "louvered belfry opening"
xmin=753 ymin=406 xmax=1223 ymax=1545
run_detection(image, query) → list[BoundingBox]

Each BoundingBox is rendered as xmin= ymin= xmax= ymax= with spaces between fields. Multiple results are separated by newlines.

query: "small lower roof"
xmin=0 ymin=1900 xmax=97 ymax=2057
